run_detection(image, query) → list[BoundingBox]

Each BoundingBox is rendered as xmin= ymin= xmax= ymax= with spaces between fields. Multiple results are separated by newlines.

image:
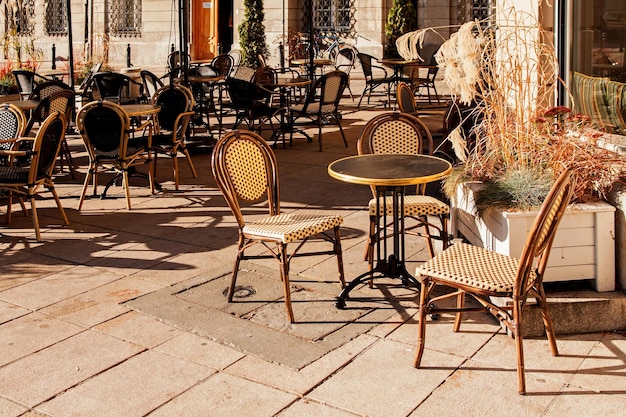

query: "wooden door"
xmin=191 ymin=0 xmax=219 ymax=60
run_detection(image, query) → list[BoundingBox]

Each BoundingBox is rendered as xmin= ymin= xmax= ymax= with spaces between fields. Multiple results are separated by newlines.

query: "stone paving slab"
xmin=126 ymin=268 xmax=411 ymax=369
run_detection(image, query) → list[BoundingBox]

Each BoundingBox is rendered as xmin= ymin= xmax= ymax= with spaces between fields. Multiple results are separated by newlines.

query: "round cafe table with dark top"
xmin=328 ymin=153 xmax=452 ymax=308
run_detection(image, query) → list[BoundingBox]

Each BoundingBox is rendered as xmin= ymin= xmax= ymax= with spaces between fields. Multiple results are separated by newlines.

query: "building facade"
xmin=1 ymin=1 xmax=623 ymax=87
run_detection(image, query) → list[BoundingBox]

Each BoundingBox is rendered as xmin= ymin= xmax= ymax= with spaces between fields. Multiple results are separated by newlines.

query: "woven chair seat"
xmin=368 ymin=195 xmax=449 ymax=216
xmin=290 ymin=102 xmax=336 ymax=115
xmin=0 ymin=166 xmax=30 ymax=184
xmin=417 ymin=242 xmax=533 ymax=293
xmin=243 ymin=212 xmax=343 ymax=244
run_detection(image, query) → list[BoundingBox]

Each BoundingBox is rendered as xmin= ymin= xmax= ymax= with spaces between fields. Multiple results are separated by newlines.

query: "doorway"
xmin=191 ymin=0 xmax=234 ymax=59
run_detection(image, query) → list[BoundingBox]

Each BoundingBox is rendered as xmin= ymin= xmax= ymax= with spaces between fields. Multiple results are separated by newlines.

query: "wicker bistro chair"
xmin=413 ymin=168 xmax=577 ymax=395
xmin=93 ymin=72 xmax=144 ymax=105
xmin=286 ymin=70 xmax=349 ymax=151
xmin=211 ymin=130 xmax=346 ymax=323
xmin=407 ymin=44 xmax=441 ymax=104
xmin=76 ymin=101 xmax=154 ymax=210
xmin=12 ymin=70 xmax=52 ymax=100
xmin=225 ymin=78 xmax=283 ymax=138
xmin=396 ymin=82 xmax=419 ymax=115
xmin=0 ymin=104 xmax=27 ymax=164
xmin=140 ymin=70 xmax=166 ymax=104
xmin=151 ymin=84 xmax=197 ymax=190
xmin=357 ymin=53 xmax=395 ymax=108
xmin=334 ymin=46 xmax=357 ymax=100
xmin=358 ymin=112 xmax=450 ymax=270
xmin=0 ymin=112 xmax=69 ymax=241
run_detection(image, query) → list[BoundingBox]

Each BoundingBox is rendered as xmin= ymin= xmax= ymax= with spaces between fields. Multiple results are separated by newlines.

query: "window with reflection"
xmin=571 ymin=0 xmax=626 ymax=81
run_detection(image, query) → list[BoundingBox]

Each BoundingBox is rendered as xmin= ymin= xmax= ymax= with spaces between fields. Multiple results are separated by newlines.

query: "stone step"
xmin=493 ymin=282 xmax=626 ymax=337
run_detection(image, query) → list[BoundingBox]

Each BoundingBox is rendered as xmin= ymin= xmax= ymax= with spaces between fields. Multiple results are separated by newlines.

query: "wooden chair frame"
xmin=0 ymin=112 xmax=69 ymax=241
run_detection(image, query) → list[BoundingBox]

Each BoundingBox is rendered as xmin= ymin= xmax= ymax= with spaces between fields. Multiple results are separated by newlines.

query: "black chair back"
xmin=140 ymin=70 xmax=165 ymax=102
xmin=93 ymin=72 xmax=142 ymax=104
xmin=155 ymin=86 xmax=190 ymax=132
xmin=82 ymin=103 xmax=124 ymax=156
xmin=36 ymin=113 xmax=66 ymax=180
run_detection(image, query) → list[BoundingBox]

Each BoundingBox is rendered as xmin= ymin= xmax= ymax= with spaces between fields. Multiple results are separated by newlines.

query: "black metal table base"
xmin=335 ymin=254 xmax=420 ymax=309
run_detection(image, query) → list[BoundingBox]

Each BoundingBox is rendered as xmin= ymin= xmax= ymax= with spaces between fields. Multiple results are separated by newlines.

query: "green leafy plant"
xmin=238 ymin=0 xmax=269 ymax=68
xmin=384 ymin=0 xmax=417 ymax=58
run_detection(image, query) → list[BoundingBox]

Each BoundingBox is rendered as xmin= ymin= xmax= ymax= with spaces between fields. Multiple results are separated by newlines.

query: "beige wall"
xmin=2 ymin=0 xmax=460 ymax=74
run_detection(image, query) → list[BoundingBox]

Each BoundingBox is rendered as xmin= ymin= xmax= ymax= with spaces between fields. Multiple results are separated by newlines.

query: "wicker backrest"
xmin=31 ymin=80 xmax=73 ymax=101
xmin=358 ymin=112 xmax=432 ymax=156
xmin=211 ymin=54 xmax=234 ymax=77
xmin=153 ymin=84 xmax=193 ymax=132
xmin=397 ymin=82 xmax=417 ymax=114
xmin=211 ymin=130 xmax=280 ymax=228
xmin=48 ymin=90 xmax=76 ymax=123
xmin=358 ymin=112 xmax=434 ymax=196
xmin=0 ymin=104 xmax=26 ymax=147
xmin=30 ymin=112 xmax=67 ymax=182
xmin=302 ymin=70 xmax=347 ymax=113
xmin=77 ymin=101 xmax=129 ymax=159
xmin=515 ymin=168 xmax=577 ymax=297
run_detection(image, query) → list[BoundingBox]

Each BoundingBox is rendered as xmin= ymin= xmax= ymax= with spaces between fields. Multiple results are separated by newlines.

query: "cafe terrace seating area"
xmin=1 ymin=60 xmax=626 ymax=414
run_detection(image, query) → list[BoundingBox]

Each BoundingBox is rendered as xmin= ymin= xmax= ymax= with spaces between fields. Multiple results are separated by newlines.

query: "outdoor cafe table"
xmin=174 ymin=74 xmax=224 ymax=135
xmin=3 ymin=99 xmax=40 ymax=112
xmin=270 ymin=76 xmax=313 ymax=146
xmin=121 ymin=103 xmax=161 ymax=118
xmin=328 ymin=153 xmax=452 ymax=308
xmin=290 ymin=58 xmax=333 ymax=78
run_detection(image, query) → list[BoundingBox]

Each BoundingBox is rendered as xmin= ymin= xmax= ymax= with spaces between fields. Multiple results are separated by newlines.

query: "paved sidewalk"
xmin=1 ymin=95 xmax=625 ymax=417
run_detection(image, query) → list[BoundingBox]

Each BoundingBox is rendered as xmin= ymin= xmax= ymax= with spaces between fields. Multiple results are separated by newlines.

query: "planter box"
xmin=451 ymin=182 xmax=616 ymax=292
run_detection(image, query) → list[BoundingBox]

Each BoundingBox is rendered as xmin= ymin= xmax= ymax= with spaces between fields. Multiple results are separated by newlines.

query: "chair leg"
xmin=182 ymin=147 xmax=198 ymax=178
xmin=440 ymin=214 xmax=450 ymax=251
xmin=453 ymin=291 xmax=464 ymax=332
xmin=414 ymin=278 xmax=430 ymax=368
xmin=28 ymin=192 xmax=41 ymax=242
xmin=537 ymin=285 xmax=559 ymax=356
xmin=336 ymin=113 xmax=348 ymax=147
xmin=173 ymin=154 xmax=180 ymax=191
xmin=48 ymin=183 xmax=69 ymax=226
xmin=513 ymin=302 xmax=527 ymax=395
xmin=227 ymin=236 xmax=245 ymax=302
xmin=318 ymin=115 xmax=323 ymax=152
xmin=77 ymin=167 xmax=93 ymax=210
xmin=122 ymin=170 xmax=132 ymax=210
xmin=279 ymin=243 xmax=295 ymax=323
xmin=421 ymin=216 xmax=435 ymax=258
xmin=334 ymin=226 xmax=346 ymax=288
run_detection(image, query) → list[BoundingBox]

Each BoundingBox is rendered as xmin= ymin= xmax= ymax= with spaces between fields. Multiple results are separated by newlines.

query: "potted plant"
xmin=385 ymin=0 xmax=417 ymax=58
xmin=400 ymin=8 xmax=625 ymax=290
xmin=238 ymin=0 xmax=269 ymax=68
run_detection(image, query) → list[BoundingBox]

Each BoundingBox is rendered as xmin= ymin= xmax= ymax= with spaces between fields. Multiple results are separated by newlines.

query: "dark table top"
xmin=328 ymin=154 xmax=452 ymax=187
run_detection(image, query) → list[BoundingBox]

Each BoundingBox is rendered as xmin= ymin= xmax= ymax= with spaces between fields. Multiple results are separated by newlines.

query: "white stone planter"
xmin=451 ymin=182 xmax=616 ymax=292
